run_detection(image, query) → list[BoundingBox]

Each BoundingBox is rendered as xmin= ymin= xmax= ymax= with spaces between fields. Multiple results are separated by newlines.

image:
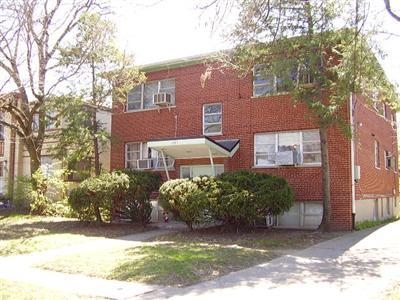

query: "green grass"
xmin=0 ymin=278 xmax=100 ymax=299
xmin=39 ymin=240 xmax=277 ymax=287
xmin=0 ymin=213 xmax=152 ymax=256
xmin=355 ymin=217 xmax=399 ymax=231
xmin=38 ymin=228 xmax=342 ymax=287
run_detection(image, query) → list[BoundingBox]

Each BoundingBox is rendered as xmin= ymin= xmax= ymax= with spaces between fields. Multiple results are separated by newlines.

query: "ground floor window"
xmin=125 ymin=142 xmax=174 ymax=170
xmin=180 ymin=165 xmax=224 ymax=178
xmin=254 ymin=129 xmax=321 ymax=167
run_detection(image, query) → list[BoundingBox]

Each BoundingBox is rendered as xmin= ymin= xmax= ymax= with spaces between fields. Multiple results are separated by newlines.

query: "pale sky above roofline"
xmin=112 ymin=0 xmax=400 ymax=88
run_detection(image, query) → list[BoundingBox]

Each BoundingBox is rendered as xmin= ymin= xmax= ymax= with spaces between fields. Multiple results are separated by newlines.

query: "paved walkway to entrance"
xmin=1 ymin=220 xmax=399 ymax=299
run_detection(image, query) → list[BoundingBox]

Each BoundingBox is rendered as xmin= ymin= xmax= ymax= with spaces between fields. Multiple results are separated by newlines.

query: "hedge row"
xmin=159 ymin=170 xmax=294 ymax=230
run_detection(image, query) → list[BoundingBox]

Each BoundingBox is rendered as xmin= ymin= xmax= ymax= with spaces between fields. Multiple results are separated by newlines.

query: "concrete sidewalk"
xmin=142 ymin=220 xmax=400 ymax=299
xmin=0 ymin=228 xmax=176 ymax=299
xmin=1 ymin=221 xmax=400 ymax=299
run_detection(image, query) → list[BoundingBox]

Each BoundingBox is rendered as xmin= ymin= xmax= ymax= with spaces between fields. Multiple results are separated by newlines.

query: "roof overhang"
xmin=147 ymin=136 xmax=239 ymax=159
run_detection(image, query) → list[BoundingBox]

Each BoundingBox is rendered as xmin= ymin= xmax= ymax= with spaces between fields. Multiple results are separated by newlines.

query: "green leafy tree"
xmin=55 ymin=13 xmax=145 ymax=176
xmin=0 ymin=0 xmax=104 ymax=176
xmin=201 ymin=0 xmax=398 ymax=231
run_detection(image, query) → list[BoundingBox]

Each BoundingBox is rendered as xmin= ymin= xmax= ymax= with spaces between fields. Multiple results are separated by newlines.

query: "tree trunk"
xmin=91 ymin=58 xmax=101 ymax=177
xmin=318 ymin=126 xmax=332 ymax=232
xmin=92 ymin=111 xmax=101 ymax=176
xmin=94 ymin=202 xmax=103 ymax=223
xmin=25 ymin=141 xmax=41 ymax=176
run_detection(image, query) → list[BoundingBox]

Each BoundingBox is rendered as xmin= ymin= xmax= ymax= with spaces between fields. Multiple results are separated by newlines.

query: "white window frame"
xmin=254 ymin=129 xmax=321 ymax=167
xmin=203 ymin=103 xmax=222 ymax=136
xmin=126 ymin=78 xmax=175 ymax=112
xmin=125 ymin=142 xmax=174 ymax=170
xmin=125 ymin=142 xmax=148 ymax=169
xmin=253 ymin=63 xmax=313 ymax=97
xmin=180 ymin=164 xmax=225 ymax=178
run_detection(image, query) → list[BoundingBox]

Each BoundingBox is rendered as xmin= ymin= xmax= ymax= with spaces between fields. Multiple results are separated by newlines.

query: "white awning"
xmin=147 ymin=137 xmax=239 ymax=159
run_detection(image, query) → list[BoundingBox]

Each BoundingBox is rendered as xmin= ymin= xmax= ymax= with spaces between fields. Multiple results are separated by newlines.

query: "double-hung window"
xmin=253 ymin=65 xmax=287 ymax=97
xmin=125 ymin=142 xmax=174 ymax=169
xmin=254 ymin=129 xmax=321 ymax=167
xmin=127 ymin=78 xmax=175 ymax=111
xmin=253 ymin=63 xmax=313 ymax=97
xmin=203 ymin=103 xmax=222 ymax=135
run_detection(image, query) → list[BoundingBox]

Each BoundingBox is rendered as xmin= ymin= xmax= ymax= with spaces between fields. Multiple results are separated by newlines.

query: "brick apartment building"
xmin=110 ymin=54 xmax=399 ymax=231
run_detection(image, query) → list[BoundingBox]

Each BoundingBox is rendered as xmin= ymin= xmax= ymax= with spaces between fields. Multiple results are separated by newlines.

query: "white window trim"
xmin=125 ymin=141 xmax=174 ymax=170
xmin=180 ymin=164 xmax=225 ymax=178
xmin=203 ymin=103 xmax=222 ymax=136
xmin=126 ymin=79 xmax=175 ymax=112
xmin=253 ymin=64 xmax=313 ymax=98
xmin=254 ymin=130 xmax=321 ymax=168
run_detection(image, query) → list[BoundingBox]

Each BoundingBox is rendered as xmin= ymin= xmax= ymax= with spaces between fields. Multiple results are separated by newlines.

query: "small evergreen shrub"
xmin=217 ymin=170 xmax=294 ymax=216
xmin=159 ymin=176 xmax=218 ymax=230
xmin=118 ymin=170 xmax=162 ymax=225
xmin=69 ymin=171 xmax=129 ymax=222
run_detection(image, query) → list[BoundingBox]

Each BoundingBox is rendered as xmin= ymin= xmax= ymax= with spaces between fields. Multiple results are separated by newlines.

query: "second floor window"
xmin=127 ymin=78 xmax=175 ymax=111
xmin=253 ymin=63 xmax=313 ymax=97
xmin=203 ymin=103 xmax=222 ymax=136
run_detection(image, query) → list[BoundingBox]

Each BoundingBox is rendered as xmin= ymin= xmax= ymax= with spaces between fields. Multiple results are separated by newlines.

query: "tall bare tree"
xmin=0 ymin=0 xmax=105 ymax=176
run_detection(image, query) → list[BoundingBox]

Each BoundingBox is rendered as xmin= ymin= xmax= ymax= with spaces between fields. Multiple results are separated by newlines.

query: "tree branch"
xmin=384 ymin=0 xmax=400 ymax=22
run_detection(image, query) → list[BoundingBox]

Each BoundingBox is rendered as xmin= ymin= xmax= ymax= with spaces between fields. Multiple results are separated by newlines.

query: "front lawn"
xmin=0 ymin=213 xmax=152 ymax=256
xmin=39 ymin=227 xmax=343 ymax=287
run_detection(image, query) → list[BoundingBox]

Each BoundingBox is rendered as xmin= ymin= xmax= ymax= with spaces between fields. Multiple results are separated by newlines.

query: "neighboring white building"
xmin=0 ymin=108 xmax=111 ymax=198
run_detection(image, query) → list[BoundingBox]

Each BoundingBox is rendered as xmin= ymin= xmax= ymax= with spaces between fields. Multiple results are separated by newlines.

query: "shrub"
xmin=12 ymin=169 xmax=71 ymax=216
xmin=13 ymin=176 xmax=31 ymax=212
xmin=69 ymin=171 xmax=129 ymax=222
xmin=216 ymin=170 xmax=294 ymax=228
xmin=117 ymin=170 xmax=162 ymax=225
xmin=209 ymin=180 xmax=256 ymax=228
xmin=159 ymin=177 xmax=217 ymax=230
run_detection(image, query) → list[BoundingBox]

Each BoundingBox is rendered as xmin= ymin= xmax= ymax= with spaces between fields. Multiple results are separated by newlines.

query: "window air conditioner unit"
xmin=153 ymin=93 xmax=171 ymax=105
xmin=137 ymin=159 xmax=152 ymax=169
xmin=275 ymin=150 xmax=298 ymax=166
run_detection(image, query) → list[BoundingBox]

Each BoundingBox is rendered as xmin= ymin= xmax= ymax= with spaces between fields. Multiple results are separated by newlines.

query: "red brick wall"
xmin=353 ymin=95 xmax=399 ymax=199
xmin=111 ymin=62 xmax=395 ymax=231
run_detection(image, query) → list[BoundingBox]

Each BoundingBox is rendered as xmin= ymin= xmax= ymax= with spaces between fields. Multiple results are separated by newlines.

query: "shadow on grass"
xmin=149 ymin=221 xmax=400 ymax=298
xmin=109 ymin=241 xmax=278 ymax=287
xmin=0 ymin=212 xmax=154 ymax=241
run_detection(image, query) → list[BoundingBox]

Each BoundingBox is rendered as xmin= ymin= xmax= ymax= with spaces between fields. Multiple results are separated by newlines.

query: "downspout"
xmin=350 ymin=93 xmax=356 ymax=230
